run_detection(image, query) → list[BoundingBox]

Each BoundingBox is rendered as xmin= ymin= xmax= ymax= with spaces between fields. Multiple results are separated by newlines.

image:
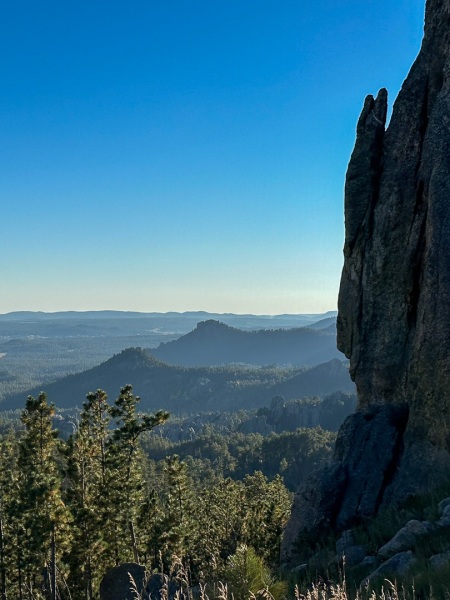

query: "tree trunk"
xmin=129 ymin=521 xmax=139 ymax=564
xmin=17 ymin=534 xmax=23 ymax=600
xmin=0 ymin=517 xmax=7 ymax=600
xmin=50 ymin=528 xmax=56 ymax=600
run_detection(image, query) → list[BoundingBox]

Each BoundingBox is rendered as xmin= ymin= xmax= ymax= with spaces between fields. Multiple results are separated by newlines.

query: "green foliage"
xmin=106 ymin=385 xmax=169 ymax=565
xmin=0 ymin=334 xmax=172 ymax=405
xmin=64 ymin=385 xmax=168 ymax=596
xmin=2 ymin=343 xmax=354 ymax=414
xmin=0 ymin=430 xmax=19 ymax=599
xmin=64 ymin=388 xmax=111 ymax=598
xmin=15 ymin=392 xmax=72 ymax=599
xmin=0 ymin=388 xmax=295 ymax=598
xmin=409 ymin=559 xmax=450 ymax=600
xmin=143 ymin=426 xmax=335 ymax=491
xmin=222 ymin=544 xmax=288 ymax=600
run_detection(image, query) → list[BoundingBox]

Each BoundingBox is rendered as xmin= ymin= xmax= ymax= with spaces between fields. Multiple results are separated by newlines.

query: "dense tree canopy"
xmin=0 ymin=386 xmax=325 ymax=599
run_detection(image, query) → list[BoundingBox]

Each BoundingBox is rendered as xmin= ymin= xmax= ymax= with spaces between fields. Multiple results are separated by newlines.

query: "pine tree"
xmin=0 ymin=431 xmax=19 ymax=600
xmin=241 ymin=471 xmax=292 ymax=566
xmin=106 ymin=385 xmax=169 ymax=566
xmin=190 ymin=475 xmax=244 ymax=575
xmin=65 ymin=389 xmax=111 ymax=599
xmin=158 ymin=455 xmax=195 ymax=567
xmin=15 ymin=393 xmax=71 ymax=600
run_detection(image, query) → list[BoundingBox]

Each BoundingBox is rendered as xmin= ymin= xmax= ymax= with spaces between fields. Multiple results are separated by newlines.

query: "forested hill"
xmin=152 ymin=319 xmax=341 ymax=367
xmin=2 ymin=347 xmax=354 ymax=413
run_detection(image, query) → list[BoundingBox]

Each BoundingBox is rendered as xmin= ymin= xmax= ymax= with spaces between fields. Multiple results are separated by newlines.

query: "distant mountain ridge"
xmin=0 ymin=310 xmax=338 ymax=320
xmin=1 ymin=347 xmax=354 ymax=413
xmin=0 ymin=310 xmax=337 ymax=338
xmin=153 ymin=319 xmax=341 ymax=367
xmin=0 ymin=312 xmax=338 ymax=404
xmin=308 ymin=317 xmax=337 ymax=330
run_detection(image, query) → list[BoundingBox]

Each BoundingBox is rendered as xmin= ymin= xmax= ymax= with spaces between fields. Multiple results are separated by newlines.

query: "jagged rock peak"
xmin=338 ymin=0 xmax=450 ymax=441
xmin=282 ymin=0 xmax=450 ymax=563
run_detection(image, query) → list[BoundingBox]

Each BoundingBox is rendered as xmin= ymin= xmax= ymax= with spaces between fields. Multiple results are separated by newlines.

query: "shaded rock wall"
xmin=282 ymin=0 xmax=450 ymax=563
xmin=338 ymin=0 xmax=450 ymax=445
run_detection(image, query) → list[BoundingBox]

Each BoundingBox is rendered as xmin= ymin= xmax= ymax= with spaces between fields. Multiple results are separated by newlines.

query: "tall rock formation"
xmin=282 ymin=0 xmax=450 ymax=562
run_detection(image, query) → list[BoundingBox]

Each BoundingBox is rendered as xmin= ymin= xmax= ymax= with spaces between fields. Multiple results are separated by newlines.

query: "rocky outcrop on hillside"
xmin=285 ymin=496 xmax=450 ymax=589
xmin=282 ymin=0 xmax=450 ymax=562
xmin=146 ymin=391 xmax=355 ymax=443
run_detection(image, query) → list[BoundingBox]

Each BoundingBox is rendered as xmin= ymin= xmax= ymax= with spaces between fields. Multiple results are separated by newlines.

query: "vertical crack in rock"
xmin=373 ymin=404 xmax=409 ymax=514
xmin=407 ymin=189 xmax=427 ymax=331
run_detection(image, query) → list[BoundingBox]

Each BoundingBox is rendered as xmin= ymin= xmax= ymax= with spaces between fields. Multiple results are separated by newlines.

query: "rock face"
xmin=338 ymin=0 xmax=450 ymax=463
xmin=282 ymin=0 xmax=450 ymax=562
xmin=362 ymin=551 xmax=418 ymax=586
xmin=377 ymin=520 xmax=437 ymax=558
xmin=337 ymin=0 xmax=450 ymax=504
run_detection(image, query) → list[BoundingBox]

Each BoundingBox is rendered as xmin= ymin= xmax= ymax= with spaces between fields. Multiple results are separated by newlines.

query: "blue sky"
xmin=1 ymin=0 xmax=425 ymax=314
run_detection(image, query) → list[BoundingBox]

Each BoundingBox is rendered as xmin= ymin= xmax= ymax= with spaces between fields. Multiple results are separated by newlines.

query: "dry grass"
xmin=128 ymin=553 xmax=427 ymax=600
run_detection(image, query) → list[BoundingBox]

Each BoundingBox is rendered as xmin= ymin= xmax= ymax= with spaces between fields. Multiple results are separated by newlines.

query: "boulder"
xmin=333 ymin=404 xmax=408 ymax=529
xmin=145 ymin=574 xmax=182 ymax=599
xmin=99 ymin=563 xmax=146 ymax=600
xmin=99 ymin=567 xmax=189 ymax=600
xmin=281 ymin=404 xmax=408 ymax=559
xmin=429 ymin=551 xmax=450 ymax=571
xmin=378 ymin=519 xmax=437 ymax=558
xmin=340 ymin=545 xmax=367 ymax=567
xmin=359 ymin=556 xmax=379 ymax=568
xmin=362 ymin=551 xmax=418 ymax=586
xmin=438 ymin=497 xmax=450 ymax=515
xmin=438 ymin=497 xmax=450 ymax=525
xmin=336 ymin=530 xmax=355 ymax=557
xmin=336 ymin=530 xmax=367 ymax=567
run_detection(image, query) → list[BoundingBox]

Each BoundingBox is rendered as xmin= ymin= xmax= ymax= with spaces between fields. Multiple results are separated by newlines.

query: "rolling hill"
xmin=152 ymin=319 xmax=341 ymax=367
xmin=1 ymin=347 xmax=354 ymax=414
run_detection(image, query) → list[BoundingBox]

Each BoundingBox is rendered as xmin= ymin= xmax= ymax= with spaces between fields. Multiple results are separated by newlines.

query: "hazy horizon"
xmin=0 ymin=308 xmax=338 ymax=318
xmin=2 ymin=1 xmax=425 ymax=315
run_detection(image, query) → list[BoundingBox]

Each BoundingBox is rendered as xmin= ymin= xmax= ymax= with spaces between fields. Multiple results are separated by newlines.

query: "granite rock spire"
xmin=282 ymin=0 xmax=450 ymax=562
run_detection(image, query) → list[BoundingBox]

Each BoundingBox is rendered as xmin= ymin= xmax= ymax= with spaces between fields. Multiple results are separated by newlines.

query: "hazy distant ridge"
xmin=153 ymin=319 xmax=341 ymax=367
xmin=0 ymin=310 xmax=337 ymax=339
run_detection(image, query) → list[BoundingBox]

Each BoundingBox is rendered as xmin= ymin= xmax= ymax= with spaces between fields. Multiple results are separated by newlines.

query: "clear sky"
xmin=1 ymin=0 xmax=425 ymax=315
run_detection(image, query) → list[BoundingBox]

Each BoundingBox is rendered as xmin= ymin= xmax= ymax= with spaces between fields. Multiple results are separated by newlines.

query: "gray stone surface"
xmin=282 ymin=0 xmax=450 ymax=563
xmin=378 ymin=519 xmax=437 ymax=558
xmin=100 ymin=563 xmax=146 ymax=600
xmin=333 ymin=404 xmax=408 ymax=529
xmin=336 ymin=530 xmax=355 ymax=557
xmin=337 ymin=0 xmax=450 ymax=499
xmin=145 ymin=574 xmax=182 ymax=600
xmin=281 ymin=404 xmax=408 ymax=560
xmin=99 ymin=565 xmax=186 ymax=600
xmin=362 ymin=552 xmax=418 ymax=586
xmin=438 ymin=497 xmax=450 ymax=514
xmin=438 ymin=497 xmax=450 ymax=525
xmin=280 ymin=462 xmax=346 ymax=563
xmin=359 ymin=556 xmax=379 ymax=568
xmin=429 ymin=551 xmax=450 ymax=570
xmin=340 ymin=545 xmax=367 ymax=567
